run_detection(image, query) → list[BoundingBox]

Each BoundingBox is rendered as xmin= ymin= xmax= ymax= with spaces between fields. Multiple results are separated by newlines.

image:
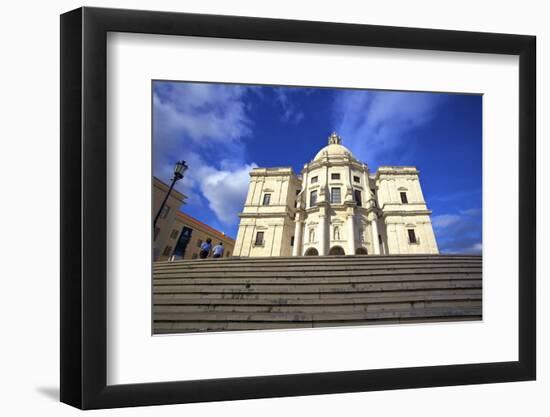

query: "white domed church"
xmin=233 ymin=133 xmax=439 ymax=257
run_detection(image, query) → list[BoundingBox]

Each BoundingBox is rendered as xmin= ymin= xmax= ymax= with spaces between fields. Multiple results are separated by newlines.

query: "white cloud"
xmin=153 ymin=82 xmax=253 ymax=149
xmin=333 ymin=90 xmax=446 ymax=165
xmin=153 ymin=82 xmax=260 ymax=228
xmin=158 ymin=151 xmax=257 ymax=226
xmin=460 ymin=208 xmax=482 ymax=216
xmin=198 ymin=163 xmax=257 ymax=225
xmin=432 ymin=214 xmax=461 ymax=229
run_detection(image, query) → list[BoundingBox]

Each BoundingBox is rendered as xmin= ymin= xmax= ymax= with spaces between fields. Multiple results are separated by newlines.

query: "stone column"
xmin=292 ymin=217 xmax=303 ymax=256
xmin=318 ymin=212 xmax=327 ymax=256
xmin=347 ymin=212 xmax=356 ymax=255
xmin=370 ymin=213 xmax=381 ymax=255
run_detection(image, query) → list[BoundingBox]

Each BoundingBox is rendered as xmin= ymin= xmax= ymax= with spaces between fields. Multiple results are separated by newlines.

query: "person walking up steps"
xmin=199 ymin=238 xmax=212 ymax=259
xmin=212 ymin=242 xmax=224 ymax=259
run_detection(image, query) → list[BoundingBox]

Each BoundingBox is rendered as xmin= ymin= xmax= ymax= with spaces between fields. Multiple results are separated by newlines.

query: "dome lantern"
xmin=313 ymin=132 xmax=355 ymax=161
xmin=328 ymin=132 xmax=342 ymax=145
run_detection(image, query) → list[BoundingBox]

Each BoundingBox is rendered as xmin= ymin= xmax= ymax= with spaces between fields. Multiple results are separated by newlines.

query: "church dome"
xmin=313 ymin=132 xmax=356 ymax=161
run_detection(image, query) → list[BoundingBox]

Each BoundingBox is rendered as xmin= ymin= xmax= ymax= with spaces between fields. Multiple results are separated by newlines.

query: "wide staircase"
xmin=153 ymin=255 xmax=482 ymax=334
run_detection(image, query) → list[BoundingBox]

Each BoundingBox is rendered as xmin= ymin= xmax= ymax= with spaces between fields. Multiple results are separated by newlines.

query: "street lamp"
xmin=153 ymin=160 xmax=188 ymax=228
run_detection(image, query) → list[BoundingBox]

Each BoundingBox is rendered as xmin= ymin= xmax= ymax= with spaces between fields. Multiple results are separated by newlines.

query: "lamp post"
xmin=153 ymin=160 xmax=188 ymax=228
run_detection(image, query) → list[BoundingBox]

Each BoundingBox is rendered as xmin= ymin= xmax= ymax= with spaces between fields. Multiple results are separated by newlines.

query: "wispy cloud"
xmin=430 ymin=188 xmax=482 ymax=203
xmin=432 ymin=208 xmax=482 ymax=254
xmin=274 ymin=88 xmax=305 ymax=125
xmin=432 ymin=214 xmax=461 ymax=229
xmin=332 ymin=90 xmax=447 ymax=166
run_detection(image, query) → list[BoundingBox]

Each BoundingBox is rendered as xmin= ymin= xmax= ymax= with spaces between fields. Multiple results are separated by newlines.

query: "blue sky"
xmin=153 ymin=81 xmax=482 ymax=254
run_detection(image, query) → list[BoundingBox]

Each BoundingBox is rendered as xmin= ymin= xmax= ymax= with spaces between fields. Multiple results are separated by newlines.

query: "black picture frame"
xmin=60 ymin=6 xmax=536 ymax=410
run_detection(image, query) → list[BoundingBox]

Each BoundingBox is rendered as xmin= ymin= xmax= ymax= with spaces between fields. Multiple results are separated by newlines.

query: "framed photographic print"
xmin=60 ymin=6 xmax=536 ymax=409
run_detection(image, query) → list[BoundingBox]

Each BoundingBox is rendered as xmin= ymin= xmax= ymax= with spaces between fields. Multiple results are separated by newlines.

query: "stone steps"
xmin=155 ymin=258 xmax=481 ymax=272
xmin=154 ymin=300 xmax=481 ymax=314
xmin=156 ymin=254 xmax=478 ymax=262
xmin=154 ymin=309 xmax=481 ymax=334
xmin=155 ymin=307 xmax=484 ymax=322
xmin=154 ymin=256 xmax=480 ymax=269
xmin=153 ymin=273 xmax=480 ymax=285
xmin=153 ymin=280 xmax=481 ymax=294
xmin=154 ymin=267 xmax=481 ymax=277
xmin=153 ymin=290 xmax=482 ymax=301
xmin=153 ymin=255 xmax=482 ymax=333
xmin=154 ymin=291 xmax=481 ymax=305
xmin=154 ymin=288 xmax=481 ymax=301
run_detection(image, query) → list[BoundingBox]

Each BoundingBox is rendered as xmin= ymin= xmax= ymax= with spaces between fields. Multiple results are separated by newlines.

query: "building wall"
xmin=233 ymin=167 xmax=299 ymax=257
xmin=167 ymin=213 xmax=236 ymax=260
xmin=375 ymin=167 xmax=439 ymax=255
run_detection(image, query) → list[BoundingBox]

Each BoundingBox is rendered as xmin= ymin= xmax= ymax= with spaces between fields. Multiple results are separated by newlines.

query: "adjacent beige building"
xmin=153 ymin=177 xmax=187 ymax=260
xmin=153 ymin=177 xmax=235 ymax=261
xmin=169 ymin=211 xmax=236 ymax=260
xmin=233 ymin=133 xmax=439 ymax=257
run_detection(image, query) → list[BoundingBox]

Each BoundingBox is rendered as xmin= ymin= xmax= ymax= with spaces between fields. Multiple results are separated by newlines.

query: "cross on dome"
xmin=328 ymin=132 xmax=342 ymax=145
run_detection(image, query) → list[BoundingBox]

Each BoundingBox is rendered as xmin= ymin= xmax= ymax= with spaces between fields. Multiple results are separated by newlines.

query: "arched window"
xmin=334 ymin=226 xmax=340 ymax=240
xmin=309 ymin=228 xmax=315 ymax=243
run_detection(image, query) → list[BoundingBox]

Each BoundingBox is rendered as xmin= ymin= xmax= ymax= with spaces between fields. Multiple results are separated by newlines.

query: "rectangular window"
xmin=311 ymin=176 xmax=318 ymax=184
xmin=353 ymin=175 xmax=361 ymax=183
xmin=290 ymin=236 xmax=295 ymax=246
xmin=310 ymin=190 xmax=318 ymax=207
xmin=255 ymin=231 xmax=264 ymax=246
xmin=196 ymin=239 xmax=203 ymax=248
xmin=162 ymin=246 xmax=173 ymax=257
xmin=407 ymin=229 xmax=417 ymax=244
xmin=400 ymin=192 xmax=408 ymax=204
xmin=330 ymin=187 xmax=341 ymax=204
xmin=262 ymin=193 xmax=271 ymax=206
xmin=354 ymin=189 xmax=362 ymax=207
xmin=160 ymin=205 xmax=171 ymax=219
xmin=170 ymin=229 xmax=179 ymax=239
xmin=331 ymin=173 xmax=340 ymax=180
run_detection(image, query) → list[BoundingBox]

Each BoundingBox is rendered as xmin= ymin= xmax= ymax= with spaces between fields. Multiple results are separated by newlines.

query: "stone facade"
xmin=233 ymin=133 xmax=439 ymax=257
